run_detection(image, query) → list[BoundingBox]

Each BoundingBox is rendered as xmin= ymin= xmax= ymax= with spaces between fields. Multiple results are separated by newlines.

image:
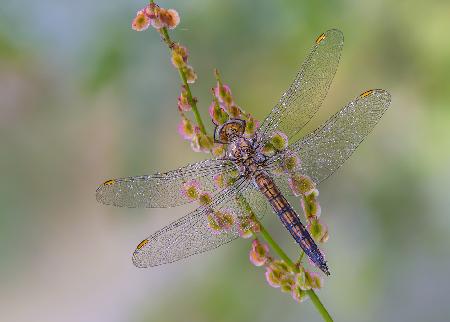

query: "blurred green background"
xmin=1 ymin=0 xmax=450 ymax=321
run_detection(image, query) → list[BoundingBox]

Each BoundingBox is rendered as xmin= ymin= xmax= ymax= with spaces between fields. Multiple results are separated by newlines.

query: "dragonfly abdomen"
xmin=254 ymin=171 xmax=330 ymax=275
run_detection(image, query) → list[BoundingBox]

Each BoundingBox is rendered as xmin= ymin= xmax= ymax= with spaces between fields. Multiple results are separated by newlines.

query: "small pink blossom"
xmin=280 ymin=277 xmax=295 ymax=293
xmin=207 ymin=210 xmax=234 ymax=234
xmin=264 ymin=260 xmax=290 ymax=288
xmin=132 ymin=10 xmax=151 ymax=31
xmin=307 ymin=271 xmax=324 ymax=289
xmin=159 ymin=8 xmax=180 ymax=29
xmin=214 ymin=83 xmax=233 ymax=107
xmin=288 ymin=174 xmax=316 ymax=197
xmin=209 ymin=101 xmax=229 ymax=125
xmin=184 ymin=65 xmax=197 ymax=83
xmin=171 ymin=44 xmax=188 ymax=69
xmin=265 ymin=267 xmax=282 ymax=288
xmin=270 ymin=131 xmax=288 ymax=151
xmin=300 ymin=190 xmax=321 ymax=220
xmin=198 ymin=191 xmax=212 ymax=206
xmin=191 ymin=128 xmax=213 ymax=153
xmin=238 ymin=216 xmax=260 ymax=239
xmin=282 ymin=154 xmax=301 ymax=173
xmin=212 ymin=143 xmax=225 ymax=157
xmin=225 ymin=104 xmax=242 ymax=118
xmin=177 ymin=86 xmax=191 ymax=112
xmin=249 ymin=239 xmax=269 ymax=267
xmin=181 ymin=179 xmax=201 ymax=201
xmin=177 ymin=117 xmax=195 ymax=140
xmin=245 ymin=114 xmax=260 ymax=136
xmin=291 ymin=286 xmax=307 ymax=303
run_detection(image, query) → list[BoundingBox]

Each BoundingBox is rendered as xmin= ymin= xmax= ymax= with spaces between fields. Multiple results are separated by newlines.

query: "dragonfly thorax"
xmin=227 ymin=137 xmax=253 ymax=160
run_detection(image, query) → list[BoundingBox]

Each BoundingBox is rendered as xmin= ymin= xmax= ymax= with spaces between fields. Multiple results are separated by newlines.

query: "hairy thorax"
xmin=227 ymin=137 xmax=266 ymax=178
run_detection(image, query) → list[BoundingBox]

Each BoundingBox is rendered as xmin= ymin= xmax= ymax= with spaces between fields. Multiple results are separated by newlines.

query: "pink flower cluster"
xmin=248 ymin=239 xmax=324 ymax=302
xmin=209 ymin=70 xmax=260 ymax=136
xmin=132 ymin=3 xmax=180 ymax=31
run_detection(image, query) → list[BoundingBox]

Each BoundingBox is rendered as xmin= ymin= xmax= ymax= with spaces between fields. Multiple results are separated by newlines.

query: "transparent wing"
xmin=267 ymin=89 xmax=391 ymax=188
xmin=132 ymin=178 xmax=271 ymax=267
xmin=96 ymin=159 xmax=237 ymax=208
xmin=257 ymin=29 xmax=344 ymax=144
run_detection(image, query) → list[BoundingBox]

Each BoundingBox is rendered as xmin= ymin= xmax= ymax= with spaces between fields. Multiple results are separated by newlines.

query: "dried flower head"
xmin=282 ymin=154 xmax=301 ymax=173
xmin=301 ymin=190 xmax=321 ymax=220
xmin=132 ymin=10 xmax=151 ymax=31
xmin=191 ymin=128 xmax=213 ymax=153
xmin=270 ymin=131 xmax=289 ymax=151
xmin=288 ymin=173 xmax=316 ymax=197
xmin=214 ymin=83 xmax=233 ymax=107
xmin=291 ymin=286 xmax=308 ymax=303
xmin=198 ymin=191 xmax=213 ymax=206
xmin=181 ymin=179 xmax=201 ymax=201
xmin=209 ymin=101 xmax=229 ymax=125
xmin=184 ymin=65 xmax=197 ymax=84
xmin=245 ymin=114 xmax=259 ymax=136
xmin=207 ymin=210 xmax=234 ymax=233
xmin=307 ymin=217 xmax=329 ymax=243
xmin=249 ymin=239 xmax=270 ymax=266
xmin=238 ymin=216 xmax=260 ymax=239
xmin=159 ymin=8 xmax=180 ymax=29
xmin=177 ymin=86 xmax=191 ymax=112
xmin=212 ymin=143 xmax=226 ymax=157
xmin=177 ymin=117 xmax=195 ymax=140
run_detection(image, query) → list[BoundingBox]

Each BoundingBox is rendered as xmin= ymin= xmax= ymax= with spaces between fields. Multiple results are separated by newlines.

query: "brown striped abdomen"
xmin=254 ymin=171 xmax=330 ymax=275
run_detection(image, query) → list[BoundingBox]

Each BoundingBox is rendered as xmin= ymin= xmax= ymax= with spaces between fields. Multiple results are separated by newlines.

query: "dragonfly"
xmin=96 ymin=29 xmax=391 ymax=275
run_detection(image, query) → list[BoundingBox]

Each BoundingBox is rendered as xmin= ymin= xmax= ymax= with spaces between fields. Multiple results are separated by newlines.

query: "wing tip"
xmin=323 ymin=28 xmax=344 ymax=44
xmin=359 ymin=89 xmax=392 ymax=106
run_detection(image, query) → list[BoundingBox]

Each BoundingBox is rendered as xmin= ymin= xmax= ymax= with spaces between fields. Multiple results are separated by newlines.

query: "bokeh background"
xmin=1 ymin=0 xmax=450 ymax=321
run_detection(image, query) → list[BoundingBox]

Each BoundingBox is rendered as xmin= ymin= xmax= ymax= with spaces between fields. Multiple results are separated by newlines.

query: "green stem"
xmin=159 ymin=27 xmax=207 ymax=134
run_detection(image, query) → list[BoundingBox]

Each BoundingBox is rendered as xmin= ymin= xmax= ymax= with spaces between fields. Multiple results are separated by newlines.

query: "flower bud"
xmin=291 ymin=286 xmax=307 ymax=303
xmin=184 ymin=65 xmax=197 ymax=84
xmin=209 ymin=101 xmax=229 ymax=125
xmin=288 ymin=174 xmax=316 ymax=197
xmin=301 ymin=191 xmax=321 ymax=220
xmin=177 ymin=117 xmax=194 ymax=140
xmin=305 ymin=270 xmax=324 ymax=289
xmin=307 ymin=217 xmax=329 ymax=243
xmin=245 ymin=114 xmax=259 ymax=136
xmin=132 ymin=10 xmax=151 ymax=31
xmin=270 ymin=131 xmax=288 ymax=151
xmin=261 ymin=142 xmax=276 ymax=157
xmin=212 ymin=143 xmax=225 ymax=157
xmin=280 ymin=277 xmax=295 ymax=293
xmin=191 ymin=128 xmax=213 ymax=153
xmin=207 ymin=210 xmax=235 ymax=233
xmin=238 ymin=216 xmax=260 ymax=238
xmin=171 ymin=51 xmax=185 ymax=69
xmin=181 ymin=179 xmax=201 ymax=201
xmin=249 ymin=239 xmax=270 ymax=267
xmin=214 ymin=83 xmax=233 ymax=106
xmin=283 ymin=154 xmax=301 ymax=173
xmin=265 ymin=266 xmax=282 ymax=288
xmin=177 ymin=86 xmax=191 ymax=112
xmin=159 ymin=8 xmax=180 ymax=29
xmin=198 ymin=192 xmax=212 ymax=206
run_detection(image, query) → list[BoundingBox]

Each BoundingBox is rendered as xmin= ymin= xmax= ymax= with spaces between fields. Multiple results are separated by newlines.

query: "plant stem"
xmin=159 ymin=27 xmax=207 ymax=134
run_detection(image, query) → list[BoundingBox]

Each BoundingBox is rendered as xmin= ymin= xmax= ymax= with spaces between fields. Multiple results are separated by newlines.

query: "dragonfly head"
xmin=214 ymin=119 xmax=246 ymax=144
